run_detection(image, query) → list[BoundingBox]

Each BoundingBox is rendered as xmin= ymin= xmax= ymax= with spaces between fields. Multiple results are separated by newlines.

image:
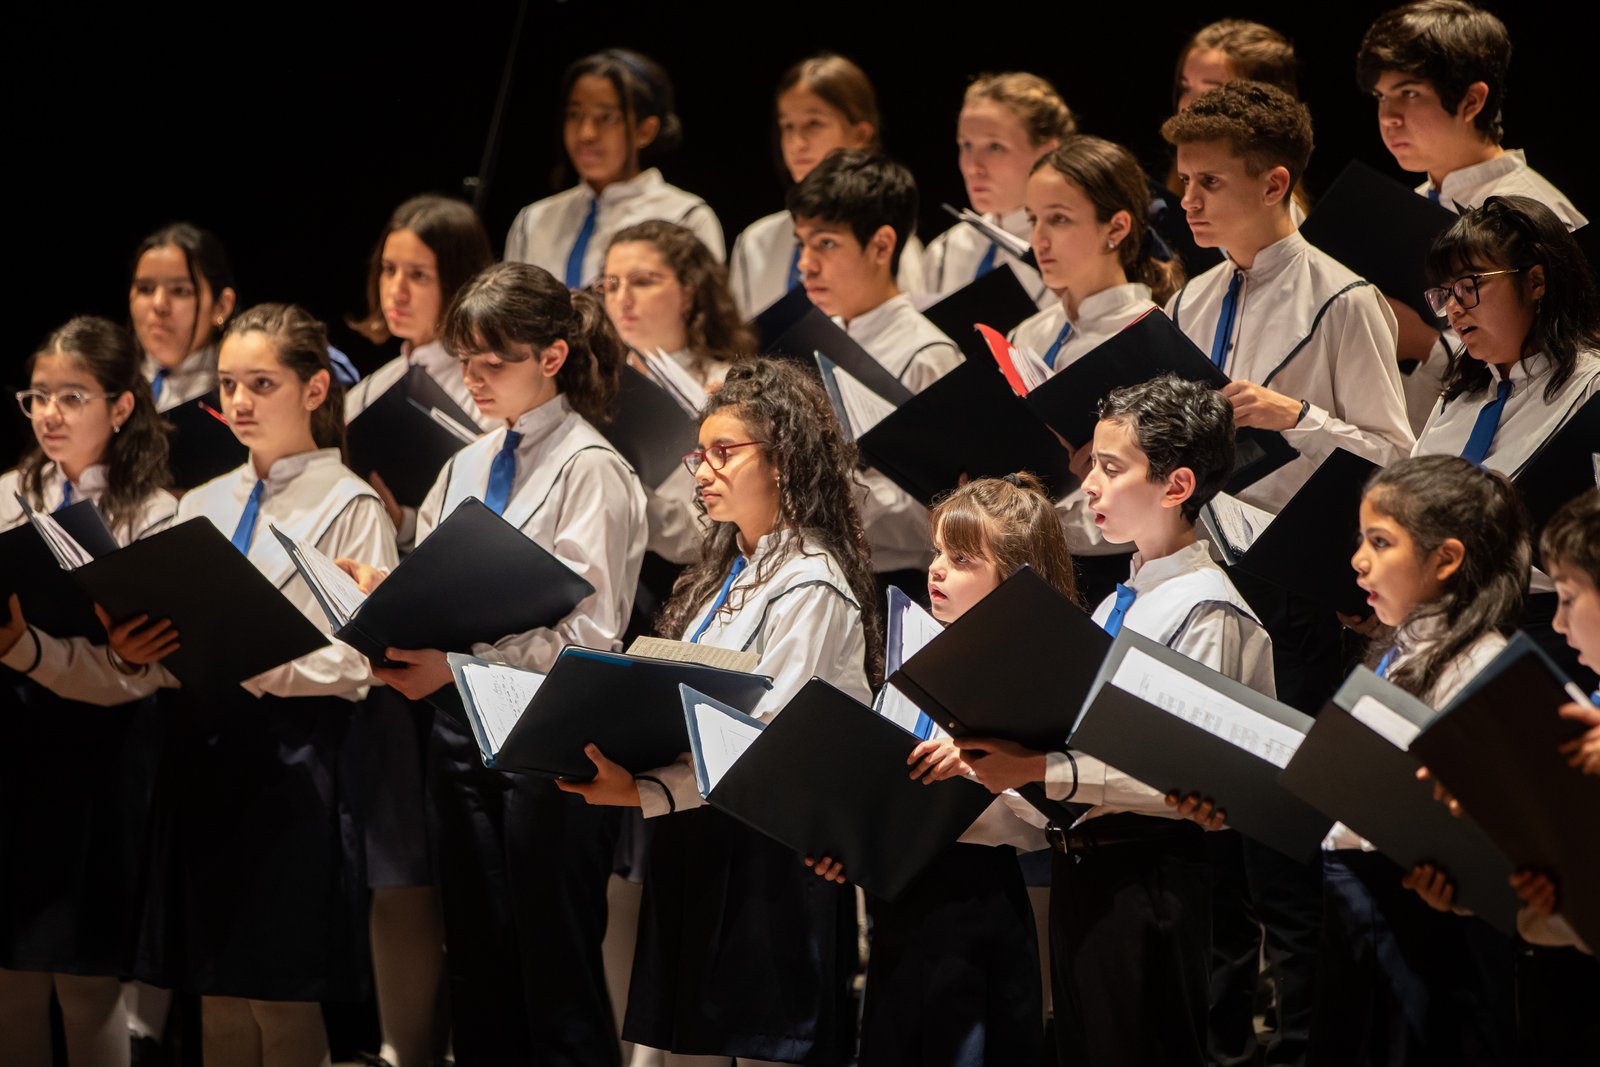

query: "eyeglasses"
xmin=681 ymin=441 xmax=764 ymax=476
xmin=596 ymin=270 xmax=674 ymax=296
xmin=1423 ymin=268 xmax=1523 ymax=316
xmin=16 ymin=388 xmax=114 ymax=418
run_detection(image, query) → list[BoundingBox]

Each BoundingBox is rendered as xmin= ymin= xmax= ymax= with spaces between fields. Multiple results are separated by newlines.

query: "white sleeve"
xmin=470 ymin=451 xmax=644 ymax=674
xmin=856 ymin=469 xmax=931 ymax=562
xmin=1 ymin=626 xmax=173 ymax=706
xmin=896 ymin=235 xmax=927 ymax=297
xmin=682 ymin=203 xmax=726 ymax=262
xmin=504 ymin=205 xmax=532 ymax=263
xmin=645 ymin=466 xmax=706 ymax=565
xmin=1044 ymin=750 xmax=1173 ymax=815
xmin=244 ymin=496 xmax=400 ymax=700
xmin=900 ymin=343 xmax=964 ymax=394
xmin=921 ymin=232 xmax=949 ymax=295
xmin=411 ymin=460 xmax=453 ymax=546
xmin=727 ymin=226 xmax=757 ymax=320
xmin=1280 ymin=291 xmax=1414 ymax=469
xmin=1168 ymin=601 xmax=1278 ymax=699
xmin=957 ymin=796 xmax=1049 ymax=849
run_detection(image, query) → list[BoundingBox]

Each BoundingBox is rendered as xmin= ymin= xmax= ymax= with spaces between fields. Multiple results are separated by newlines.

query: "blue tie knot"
xmin=564 ymin=198 xmax=601 ymax=290
xmin=483 ymin=430 xmax=523 ymax=516
xmin=231 ymin=479 xmax=265 ymax=555
xmin=151 ymin=368 xmax=168 ymax=402
xmin=689 ymin=554 xmax=750 ymax=644
xmin=1103 ymin=582 xmax=1137 ymax=637
xmin=1459 ymin=377 xmax=1514 ymax=467
xmin=1043 ymin=321 xmax=1074 ymax=370
xmin=1210 ymin=270 xmax=1244 ymax=371
xmin=57 ymin=482 xmax=74 ymax=512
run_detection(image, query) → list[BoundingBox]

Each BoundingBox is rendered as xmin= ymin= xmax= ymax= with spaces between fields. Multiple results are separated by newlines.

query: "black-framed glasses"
xmin=681 ymin=441 xmax=764 ymax=476
xmin=16 ymin=388 xmax=114 ymax=418
xmin=1423 ymin=268 xmax=1523 ymax=316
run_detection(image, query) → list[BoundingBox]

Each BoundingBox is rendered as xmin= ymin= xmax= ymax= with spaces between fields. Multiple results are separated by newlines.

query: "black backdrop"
xmin=6 ymin=0 xmax=1590 ymax=467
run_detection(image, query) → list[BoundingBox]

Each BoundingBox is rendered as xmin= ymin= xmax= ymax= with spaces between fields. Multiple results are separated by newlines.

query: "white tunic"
xmin=1024 ymin=541 xmax=1277 ymax=826
xmin=1167 ymin=231 xmax=1414 ymax=514
xmin=637 ymin=529 xmax=871 ymax=818
xmin=921 ymin=208 xmax=1052 ymax=311
xmin=727 ymin=209 xmax=926 ymax=320
xmin=143 ymin=344 xmax=216 ymax=412
xmin=504 ymin=168 xmax=725 ymax=288
xmin=1412 ymin=349 xmax=1600 ymax=474
xmin=415 ymin=394 xmax=647 ymax=674
xmin=7 ymin=449 xmax=398 ymax=705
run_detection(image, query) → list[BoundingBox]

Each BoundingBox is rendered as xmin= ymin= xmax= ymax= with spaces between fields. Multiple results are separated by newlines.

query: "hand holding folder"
xmin=1 ymin=500 xmax=120 ymax=641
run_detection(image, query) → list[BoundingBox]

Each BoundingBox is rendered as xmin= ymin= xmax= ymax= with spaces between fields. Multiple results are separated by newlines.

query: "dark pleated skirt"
xmin=345 ymin=685 xmax=435 ymax=889
xmin=626 ymin=806 xmax=856 ymax=1065
xmin=858 ymin=843 xmax=1041 ymax=1067
xmin=0 ymin=675 xmax=163 ymax=977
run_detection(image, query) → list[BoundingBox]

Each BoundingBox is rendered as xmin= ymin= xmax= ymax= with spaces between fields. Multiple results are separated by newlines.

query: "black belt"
xmin=1045 ymin=817 xmax=1197 ymax=858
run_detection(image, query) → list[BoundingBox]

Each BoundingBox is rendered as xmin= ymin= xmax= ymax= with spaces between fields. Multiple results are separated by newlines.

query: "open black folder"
xmin=1204 ymin=448 xmax=1378 ymax=615
xmin=682 ymin=681 xmax=996 ymax=902
xmin=1020 ymin=309 xmax=1298 ymax=496
xmin=346 ymin=364 xmax=479 ymax=509
xmin=1298 ymin=159 xmax=1456 ymax=325
xmin=164 ymin=391 xmax=248 ymax=490
xmin=1 ymin=500 xmax=121 ymax=642
xmin=24 ymin=507 xmax=327 ymax=694
xmin=597 ymin=364 xmax=701 ymax=488
xmin=449 ymin=646 xmax=771 ymax=777
xmin=1411 ymin=634 xmax=1600 ymax=951
xmin=753 ymin=286 xmax=914 ymax=405
xmin=1067 ymin=628 xmax=1328 ymax=863
xmin=1278 ymin=668 xmax=1521 ymax=932
xmin=1513 ymin=392 xmax=1599 ymax=563
xmin=921 ymin=267 xmax=1040 ymax=363
xmin=273 ymin=497 xmax=595 ymax=666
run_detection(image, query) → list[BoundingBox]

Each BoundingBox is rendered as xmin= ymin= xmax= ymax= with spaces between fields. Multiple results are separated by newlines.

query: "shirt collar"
xmin=839 ymin=292 xmax=912 ymax=338
xmin=1434 ymin=149 xmax=1524 ymax=207
xmin=405 ymin=339 xmax=456 ymax=377
xmin=507 ymin=392 xmax=574 ymax=446
xmin=46 ymin=461 xmax=109 ymax=506
xmin=581 ymin=167 xmax=664 ymax=206
xmin=1125 ymin=539 xmax=1212 ymax=593
xmin=996 ymin=207 xmax=1031 ymax=241
xmin=735 ymin=525 xmax=797 ymax=567
xmin=142 ymin=342 xmax=214 ymax=384
xmin=248 ymin=447 xmax=342 ymax=492
xmin=1228 ymin=228 xmax=1306 ymax=281
xmin=1072 ymin=282 xmax=1154 ymax=327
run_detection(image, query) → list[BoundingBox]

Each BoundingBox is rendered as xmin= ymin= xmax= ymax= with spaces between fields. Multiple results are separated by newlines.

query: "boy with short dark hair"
xmin=959 ymin=374 xmax=1274 ymax=1066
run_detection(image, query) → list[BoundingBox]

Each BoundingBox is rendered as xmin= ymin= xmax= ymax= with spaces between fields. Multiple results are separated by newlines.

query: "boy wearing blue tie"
xmin=958 ymin=374 xmax=1273 ymax=1067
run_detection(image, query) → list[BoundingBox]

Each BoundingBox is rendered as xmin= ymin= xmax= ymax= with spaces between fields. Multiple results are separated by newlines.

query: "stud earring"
xmin=112 ymin=422 xmax=122 ymax=434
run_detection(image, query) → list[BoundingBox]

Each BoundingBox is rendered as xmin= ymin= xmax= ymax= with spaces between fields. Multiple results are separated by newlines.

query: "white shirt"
xmin=1412 ymin=349 xmax=1600 ymax=474
xmin=1026 ymin=541 xmax=1277 ymax=826
xmin=504 ymin=168 xmax=725 ymax=288
xmin=1167 ymin=230 xmax=1414 ymax=514
xmin=921 ymin=208 xmax=1052 ymax=311
xmin=143 ymin=344 xmax=216 ymax=412
xmin=842 ymin=294 xmax=965 ymax=572
xmin=644 ymin=349 xmax=726 ymax=564
xmin=727 ymin=209 xmax=926 ymax=320
xmin=638 ymin=530 xmax=871 ymax=817
xmin=415 ymin=394 xmax=647 ymax=674
xmin=1404 ymin=151 xmax=1587 ymax=433
xmin=8 ymin=450 xmax=398 ymax=706
xmin=1010 ymin=283 xmax=1159 ymax=558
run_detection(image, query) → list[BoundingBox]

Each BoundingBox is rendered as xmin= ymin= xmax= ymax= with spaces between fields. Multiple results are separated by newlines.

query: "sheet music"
xmin=458 ymin=660 xmax=547 ymax=755
xmin=1349 ymin=694 xmax=1422 ymax=751
xmin=879 ymin=588 xmax=945 ymax=736
xmin=1110 ymin=647 xmax=1305 ymax=768
xmin=689 ymin=700 xmax=762 ymax=791
xmin=627 ymin=636 xmax=760 ymax=674
xmin=942 ymin=203 xmax=1032 ymax=260
xmin=1010 ymin=343 xmax=1052 ymax=393
xmin=16 ymin=495 xmax=93 ymax=569
xmin=1203 ymin=493 xmax=1276 ymax=558
xmin=824 ymin=357 xmax=897 ymax=438
xmin=268 ymin=524 xmax=368 ymax=628
xmin=639 ymin=348 xmax=706 ymax=416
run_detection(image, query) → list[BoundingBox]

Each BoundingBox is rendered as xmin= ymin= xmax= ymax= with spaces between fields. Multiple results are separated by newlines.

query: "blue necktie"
xmin=326 ymin=345 xmax=361 ymax=386
xmin=231 ymin=479 xmax=264 ymax=555
xmin=150 ymin=368 xmax=167 ymax=402
xmin=974 ymin=241 xmax=999 ymax=281
xmin=690 ymin=555 xmax=749 ymax=644
xmin=1427 ymin=187 xmax=1442 ymax=204
xmin=1210 ymin=270 xmax=1243 ymax=370
xmin=483 ymin=430 xmax=523 ymax=516
xmin=56 ymin=482 xmax=74 ymax=512
xmin=1102 ymin=583 xmax=1137 ymax=637
xmin=1376 ymin=647 xmax=1399 ymax=679
xmin=1042 ymin=321 xmax=1074 ymax=369
xmin=564 ymin=198 xmax=600 ymax=289
xmin=785 ymin=243 xmax=802 ymax=292
xmin=1459 ymin=378 xmax=1513 ymax=467
xmin=1590 ymin=691 xmax=1599 ymax=708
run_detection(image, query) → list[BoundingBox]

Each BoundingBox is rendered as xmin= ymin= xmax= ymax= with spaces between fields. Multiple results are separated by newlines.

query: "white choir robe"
xmin=504 ymin=168 xmax=725 ymax=288
xmin=921 ymin=208 xmax=1053 ymax=311
xmin=1167 ymin=230 xmax=1414 ymax=515
xmin=1412 ymin=350 xmax=1599 ymax=474
xmin=728 ymin=209 xmax=926 ymax=320
xmin=414 ymin=393 xmax=647 ymax=674
xmin=637 ymin=530 xmax=871 ymax=818
xmin=143 ymin=344 xmax=216 ymax=413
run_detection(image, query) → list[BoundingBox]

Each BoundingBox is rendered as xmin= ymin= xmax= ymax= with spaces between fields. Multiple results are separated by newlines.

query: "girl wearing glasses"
xmin=340 ymin=261 xmax=647 ymax=1064
xmin=127 ymin=223 xmax=238 ymax=412
xmin=0 ymin=317 xmax=175 ymax=1067
xmin=1412 ymin=195 xmax=1600 ymax=473
xmin=560 ymin=358 xmax=879 ymax=1067
xmin=505 ymin=49 xmax=723 ymax=291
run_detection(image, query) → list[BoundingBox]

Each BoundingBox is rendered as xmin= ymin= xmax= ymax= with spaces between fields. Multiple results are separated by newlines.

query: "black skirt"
xmin=163 ymin=688 xmax=369 ymax=1002
xmin=858 ymin=843 xmax=1042 ymax=1067
xmin=0 ymin=676 xmax=163 ymax=977
xmin=344 ymin=686 xmax=435 ymax=889
xmin=626 ymin=806 xmax=856 ymax=1065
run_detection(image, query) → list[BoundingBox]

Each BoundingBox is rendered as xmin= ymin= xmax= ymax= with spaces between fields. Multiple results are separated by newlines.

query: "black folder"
xmin=485 ymin=647 xmax=771 ymax=777
xmin=888 ymin=565 xmax=1109 ymax=751
xmin=921 ymin=267 xmax=1041 ymax=363
xmin=164 ymin=391 xmax=248 ymax=490
xmin=1512 ymin=392 xmax=1600 ymax=564
xmin=1210 ymin=448 xmax=1377 ymax=615
xmin=1278 ymin=668 xmax=1520 ymax=932
xmin=1298 ymin=159 xmax=1456 ymax=325
xmin=1067 ymin=628 xmax=1328 ymax=862
xmin=278 ymin=497 xmax=595 ymax=666
xmin=753 ymin=286 xmax=914 ymax=405
xmin=1410 ymin=634 xmax=1600 ymax=950
xmin=346 ymin=364 xmax=479 ymax=509
xmin=939 ymin=203 xmax=1040 ymax=271
xmin=0 ymin=501 xmax=119 ymax=641
xmin=684 ymin=681 xmax=996 ymax=902
xmin=42 ymin=516 xmax=329 ymax=694
xmin=1022 ymin=309 xmax=1299 ymax=495
xmin=597 ymin=365 xmax=700 ymax=488
xmin=853 ymin=359 xmax=1077 ymax=506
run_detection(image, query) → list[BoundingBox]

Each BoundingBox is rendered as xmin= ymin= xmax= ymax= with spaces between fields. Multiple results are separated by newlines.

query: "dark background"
xmin=5 ymin=0 xmax=1590 ymax=468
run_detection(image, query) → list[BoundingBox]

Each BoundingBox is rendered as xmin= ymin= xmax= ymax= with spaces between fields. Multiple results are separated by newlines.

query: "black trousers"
xmin=430 ymin=710 xmax=621 ymax=1067
xmin=1050 ymin=817 xmax=1211 ymax=1067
